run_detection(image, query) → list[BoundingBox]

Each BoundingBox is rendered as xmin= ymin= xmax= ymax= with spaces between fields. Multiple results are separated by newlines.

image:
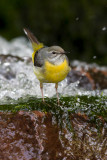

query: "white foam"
xmin=0 ymin=36 xmax=106 ymax=104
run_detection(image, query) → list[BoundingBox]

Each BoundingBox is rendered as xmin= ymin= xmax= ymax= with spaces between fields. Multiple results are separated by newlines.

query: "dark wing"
xmin=34 ymin=50 xmax=43 ymax=67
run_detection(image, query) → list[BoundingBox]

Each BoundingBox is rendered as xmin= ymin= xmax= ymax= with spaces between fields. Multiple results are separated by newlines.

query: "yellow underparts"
xmin=34 ymin=59 xmax=71 ymax=83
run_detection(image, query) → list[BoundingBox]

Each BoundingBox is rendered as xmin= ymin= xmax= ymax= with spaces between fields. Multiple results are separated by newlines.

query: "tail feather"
xmin=24 ymin=28 xmax=44 ymax=53
xmin=24 ymin=28 xmax=39 ymax=44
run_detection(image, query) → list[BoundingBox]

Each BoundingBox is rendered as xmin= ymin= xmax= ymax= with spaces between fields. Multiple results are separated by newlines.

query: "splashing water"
xmin=0 ymin=37 xmax=107 ymax=160
xmin=0 ymin=36 xmax=107 ymax=104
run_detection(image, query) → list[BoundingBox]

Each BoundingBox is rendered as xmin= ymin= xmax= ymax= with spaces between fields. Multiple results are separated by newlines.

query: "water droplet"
xmin=93 ymin=56 xmax=97 ymax=59
xmin=102 ymin=27 xmax=106 ymax=31
xmin=76 ymin=17 xmax=79 ymax=21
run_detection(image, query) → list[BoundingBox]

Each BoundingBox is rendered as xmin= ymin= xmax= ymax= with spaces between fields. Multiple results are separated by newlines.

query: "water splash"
xmin=0 ymin=37 xmax=107 ymax=104
xmin=102 ymin=26 xmax=106 ymax=31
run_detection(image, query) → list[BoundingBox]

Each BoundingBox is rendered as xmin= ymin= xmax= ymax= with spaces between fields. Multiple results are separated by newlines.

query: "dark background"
xmin=0 ymin=0 xmax=107 ymax=65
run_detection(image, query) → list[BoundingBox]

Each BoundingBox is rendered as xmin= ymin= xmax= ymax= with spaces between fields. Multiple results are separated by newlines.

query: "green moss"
xmin=0 ymin=95 xmax=107 ymax=125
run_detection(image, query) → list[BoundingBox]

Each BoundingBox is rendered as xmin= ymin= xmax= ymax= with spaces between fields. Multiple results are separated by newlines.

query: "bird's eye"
xmin=52 ymin=51 xmax=56 ymax=54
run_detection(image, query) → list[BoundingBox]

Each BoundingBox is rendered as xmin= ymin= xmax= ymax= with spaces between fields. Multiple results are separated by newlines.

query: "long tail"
xmin=23 ymin=28 xmax=44 ymax=52
xmin=24 ymin=28 xmax=39 ymax=44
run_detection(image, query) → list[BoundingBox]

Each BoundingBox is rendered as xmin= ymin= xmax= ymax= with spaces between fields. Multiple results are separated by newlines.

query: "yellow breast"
xmin=43 ymin=59 xmax=71 ymax=83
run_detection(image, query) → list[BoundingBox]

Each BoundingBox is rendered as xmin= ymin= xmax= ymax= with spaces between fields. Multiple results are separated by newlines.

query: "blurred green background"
xmin=0 ymin=0 xmax=107 ymax=65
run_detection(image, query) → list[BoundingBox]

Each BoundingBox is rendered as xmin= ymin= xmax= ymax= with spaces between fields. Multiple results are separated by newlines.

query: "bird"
xmin=24 ymin=28 xmax=71 ymax=105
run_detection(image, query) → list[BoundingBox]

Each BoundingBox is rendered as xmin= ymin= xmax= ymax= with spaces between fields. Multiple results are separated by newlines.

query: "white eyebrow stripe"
xmin=48 ymin=50 xmax=57 ymax=53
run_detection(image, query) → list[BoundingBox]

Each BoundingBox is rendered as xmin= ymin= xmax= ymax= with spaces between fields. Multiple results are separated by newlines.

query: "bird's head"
xmin=39 ymin=46 xmax=68 ymax=65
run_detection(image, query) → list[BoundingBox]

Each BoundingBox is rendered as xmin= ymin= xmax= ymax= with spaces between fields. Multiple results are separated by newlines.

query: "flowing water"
xmin=0 ymin=37 xmax=107 ymax=160
xmin=0 ymin=36 xmax=107 ymax=104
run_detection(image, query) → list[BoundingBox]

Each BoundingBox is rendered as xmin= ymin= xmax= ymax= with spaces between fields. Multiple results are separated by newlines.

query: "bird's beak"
xmin=62 ymin=51 xmax=70 ymax=55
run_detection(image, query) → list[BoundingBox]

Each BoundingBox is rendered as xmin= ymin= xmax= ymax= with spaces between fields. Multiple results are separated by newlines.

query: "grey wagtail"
xmin=24 ymin=28 xmax=71 ymax=104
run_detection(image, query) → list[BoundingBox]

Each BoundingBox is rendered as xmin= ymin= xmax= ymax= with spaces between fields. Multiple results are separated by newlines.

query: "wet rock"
xmin=0 ymin=111 xmax=106 ymax=160
xmin=67 ymin=64 xmax=107 ymax=90
xmin=0 ymin=54 xmax=31 ymax=80
xmin=88 ymin=69 xmax=107 ymax=90
xmin=0 ymin=55 xmax=23 ymax=80
xmin=0 ymin=54 xmax=24 ymax=63
xmin=67 ymin=70 xmax=93 ymax=90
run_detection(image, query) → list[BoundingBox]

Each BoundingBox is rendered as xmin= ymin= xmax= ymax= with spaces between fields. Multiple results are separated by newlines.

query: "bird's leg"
xmin=40 ymin=82 xmax=45 ymax=102
xmin=55 ymin=83 xmax=60 ymax=105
